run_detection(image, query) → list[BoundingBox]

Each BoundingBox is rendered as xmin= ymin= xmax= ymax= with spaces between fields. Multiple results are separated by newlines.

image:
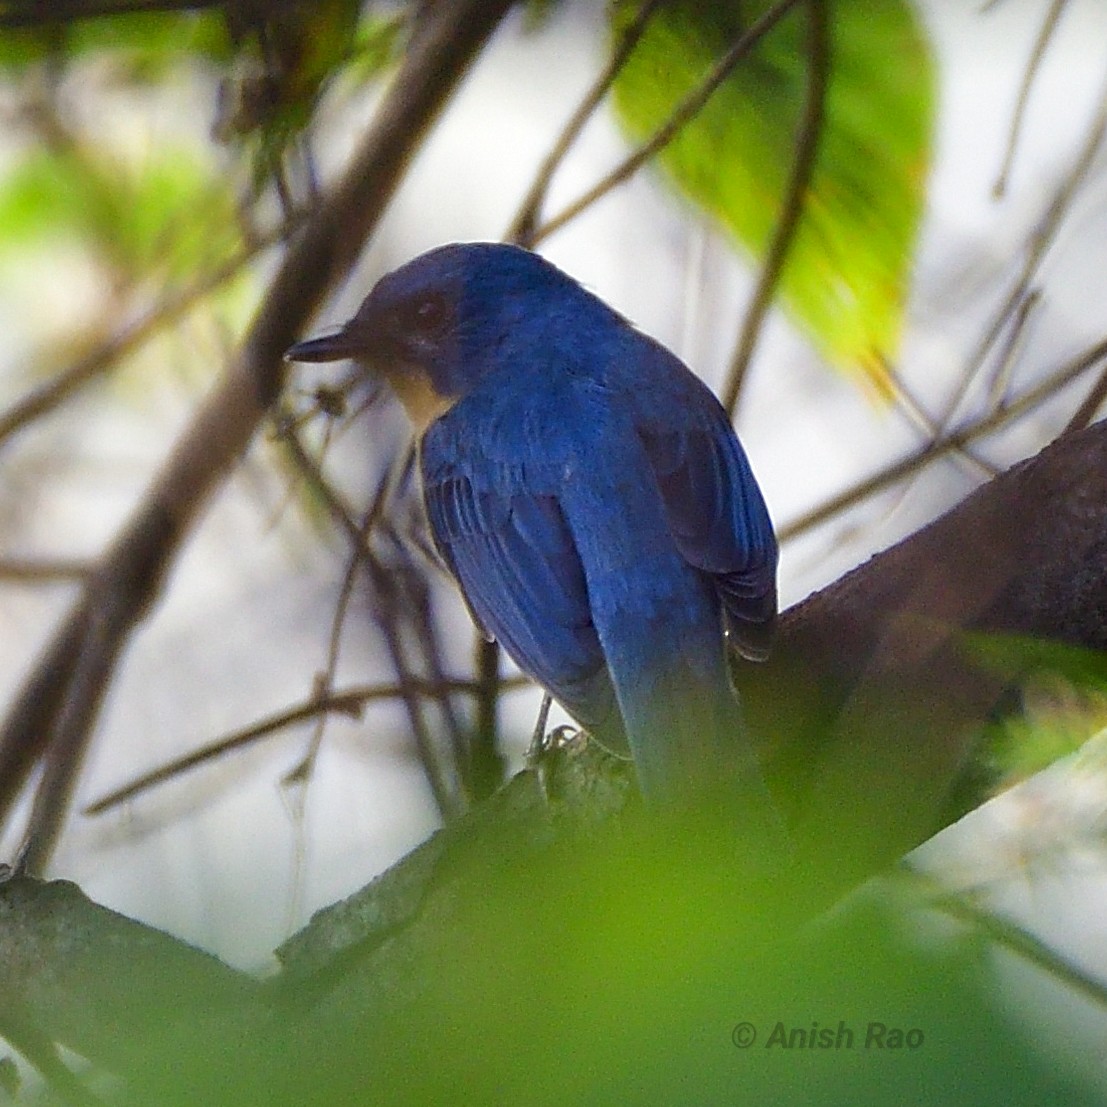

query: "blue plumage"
xmin=287 ymin=243 xmax=777 ymax=810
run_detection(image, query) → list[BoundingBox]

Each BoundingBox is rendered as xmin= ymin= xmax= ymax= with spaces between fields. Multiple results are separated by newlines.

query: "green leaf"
xmin=118 ymin=148 xmax=239 ymax=278
xmin=344 ymin=12 xmax=404 ymax=85
xmin=0 ymin=147 xmax=94 ymax=245
xmin=610 ymin=0 xmax=934 ymax=383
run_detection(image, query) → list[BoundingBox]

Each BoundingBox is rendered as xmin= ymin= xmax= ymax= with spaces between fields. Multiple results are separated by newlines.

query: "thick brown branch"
xmin=743 ymin=419 xmax=1107 ymax=890
xmin=0 ymin=875 xmax=257 ymax=1079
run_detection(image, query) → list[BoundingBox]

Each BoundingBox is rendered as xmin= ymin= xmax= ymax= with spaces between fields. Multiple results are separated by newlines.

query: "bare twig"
xmin=471 ymin=636 xmax=505 ymax=799
xmin=360 ymin=540 xmax=468 ymax=819
xmin=779 ymin=332 xmax=1107 ymax=542
xmin=0 ymin=218 xmax=298 ymax=448
xmin=505 ymin=0 xmax=667 ymax=246
xmin=943 ymin=892 xmax=1107 ymax=1006
xmin=84 ymin=674 xmax=531 ymax=816
xmin=721 ymin=0 xmax=829 ymax=417
xmin=983 ymin=286 xmax=1041 ymax=410
xmin=992 ymin=0 xmax=1069 ymax=199
xmin=380 ymin=524 xmax=472 ymax=781
xmin=864 ymin=286 xmax=1040 ymax=534
xmin=882 ymin=357 xmax=998 ymax=480
xmin=276 ymin=421 xmax=466 ymax=820
xmin=932 ymin=68 xmax=1107 ymax=441
xmin=902 ymin=865 xmax=1107 ymax=1010
xmin=529 ymin=0 xmax=805 ymax=246
xmin=1061 ymin=358 xmax=1107 ymax=433
xmin=277 ymin=433 xmax=394 ymax=788
xmin=0 ymin=558 xmax=92 ymax=583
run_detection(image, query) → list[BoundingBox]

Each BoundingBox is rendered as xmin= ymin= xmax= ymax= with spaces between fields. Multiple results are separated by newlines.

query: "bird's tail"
xmin=613 ymin=652 xmax=785 ymax=852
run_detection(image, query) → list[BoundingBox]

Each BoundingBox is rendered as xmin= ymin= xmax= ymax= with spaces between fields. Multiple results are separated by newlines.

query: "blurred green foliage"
xmin=0 ymin=145 xmax=238 ymax=279
xmin=0 ymin=9 xmax=229 ymax=72
xmin=0 ymin=2 xmax=404 ymax=377
xmin=140 ymin=814 xmax=1104 ymax=1106
xmin=967 ymin=633 xmax=1107 ymax=783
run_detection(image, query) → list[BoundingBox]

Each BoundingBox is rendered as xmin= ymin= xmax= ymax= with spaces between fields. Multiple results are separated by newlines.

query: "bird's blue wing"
xmin=421 ymin=425 xmax=623 ymax=744
xmin=636 ymin=379 xmax=778 ymax=660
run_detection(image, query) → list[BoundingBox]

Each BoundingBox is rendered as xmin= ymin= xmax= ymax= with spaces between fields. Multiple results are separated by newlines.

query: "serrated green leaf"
xmin=610 ymin=0 xmax=934 ymax=383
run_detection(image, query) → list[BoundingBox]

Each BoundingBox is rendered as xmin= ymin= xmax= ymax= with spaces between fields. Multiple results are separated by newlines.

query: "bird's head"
xmin=285 ymin=242 xmax=606 ymax=432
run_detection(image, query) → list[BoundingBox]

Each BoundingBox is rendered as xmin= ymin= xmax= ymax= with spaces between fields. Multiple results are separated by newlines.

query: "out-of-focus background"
xmin=1 ymin=0 xmax=1107 ymax=1081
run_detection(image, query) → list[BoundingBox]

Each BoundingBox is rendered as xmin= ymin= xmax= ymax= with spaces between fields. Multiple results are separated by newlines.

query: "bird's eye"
xmin=397 ymin=293 xmax=449 ymax=335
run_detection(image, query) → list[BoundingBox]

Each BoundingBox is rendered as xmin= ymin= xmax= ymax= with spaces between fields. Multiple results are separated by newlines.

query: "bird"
xmin=286 ymin=242 xmax=779 ymax=820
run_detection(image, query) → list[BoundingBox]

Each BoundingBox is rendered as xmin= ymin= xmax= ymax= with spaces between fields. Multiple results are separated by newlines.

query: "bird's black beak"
xmin=284 ymin=328 xmax=362 ymax=364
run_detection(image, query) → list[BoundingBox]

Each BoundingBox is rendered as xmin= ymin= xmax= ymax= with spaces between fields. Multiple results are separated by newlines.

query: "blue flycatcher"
xmin=287 ymin=242 xmax=778 ymax=817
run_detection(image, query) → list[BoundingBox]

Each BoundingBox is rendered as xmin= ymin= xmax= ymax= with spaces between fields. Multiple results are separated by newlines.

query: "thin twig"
xmin=471 ymin=636 xmax=505 ymax=799
xmin=1061 ymin=359 xmax=1107 ymax=434
xmin=279 ymin=440 xmax=395 ymax=787
xmin=276 ymin=419 xmax=467 ymax=818
xmin=363 ymin=542 xmax=468 ymax=818
xmin=900 ymin=864 xmax=1107 ymax=1011
xmin=84 ymin=674 xmax=530 ymax=816
xmin=992 ymin=0 xmax=1069 ymax=199
xmin=382 ymin=523 xmax=472 ymax=774
xmin=883 ymin=357 xmax=998 ymax=480
xmin=0 ymin=557 xmax=92 ymax=583
xmin=941 ymin=891 xmax=1107 ymax=1007
xmin=16 ymin=597 xmax=127 ymax=873
xmin=0 ymin=216 xmax=300 ymax=449
xmin=504 ymin=0 xmax=667 ymax=246
xmin=722 ymin=0 xmax=829 ymax=417
xmin=275 ymin=416 xmax=363 ymax=542
xmin=984 ymin=286 xmax=1041 ymax=410
xmin=529 ymin=0 xmax=805 ymax=246
xmin=526 ymin=693 xmax=555 ymax=765
xmin=932 ymin=68 xmax=1107 ymax=440
xmin=779 ymin=333 xmax=1107 ymax=542
xmin=803 ymin=68 xmax=1107 ymax=547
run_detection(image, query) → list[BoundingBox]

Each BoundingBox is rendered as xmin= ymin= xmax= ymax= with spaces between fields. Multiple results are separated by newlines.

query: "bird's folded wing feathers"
xmin=423 ymin=468 xmax=619 ymax=734
xmin=636 ymin=406 xmax=777 ymax=661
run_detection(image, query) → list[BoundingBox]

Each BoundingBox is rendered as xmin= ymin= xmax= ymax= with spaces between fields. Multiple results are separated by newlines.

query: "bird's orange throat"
xmin=384 ymin=368 xmax=459 ymax=433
